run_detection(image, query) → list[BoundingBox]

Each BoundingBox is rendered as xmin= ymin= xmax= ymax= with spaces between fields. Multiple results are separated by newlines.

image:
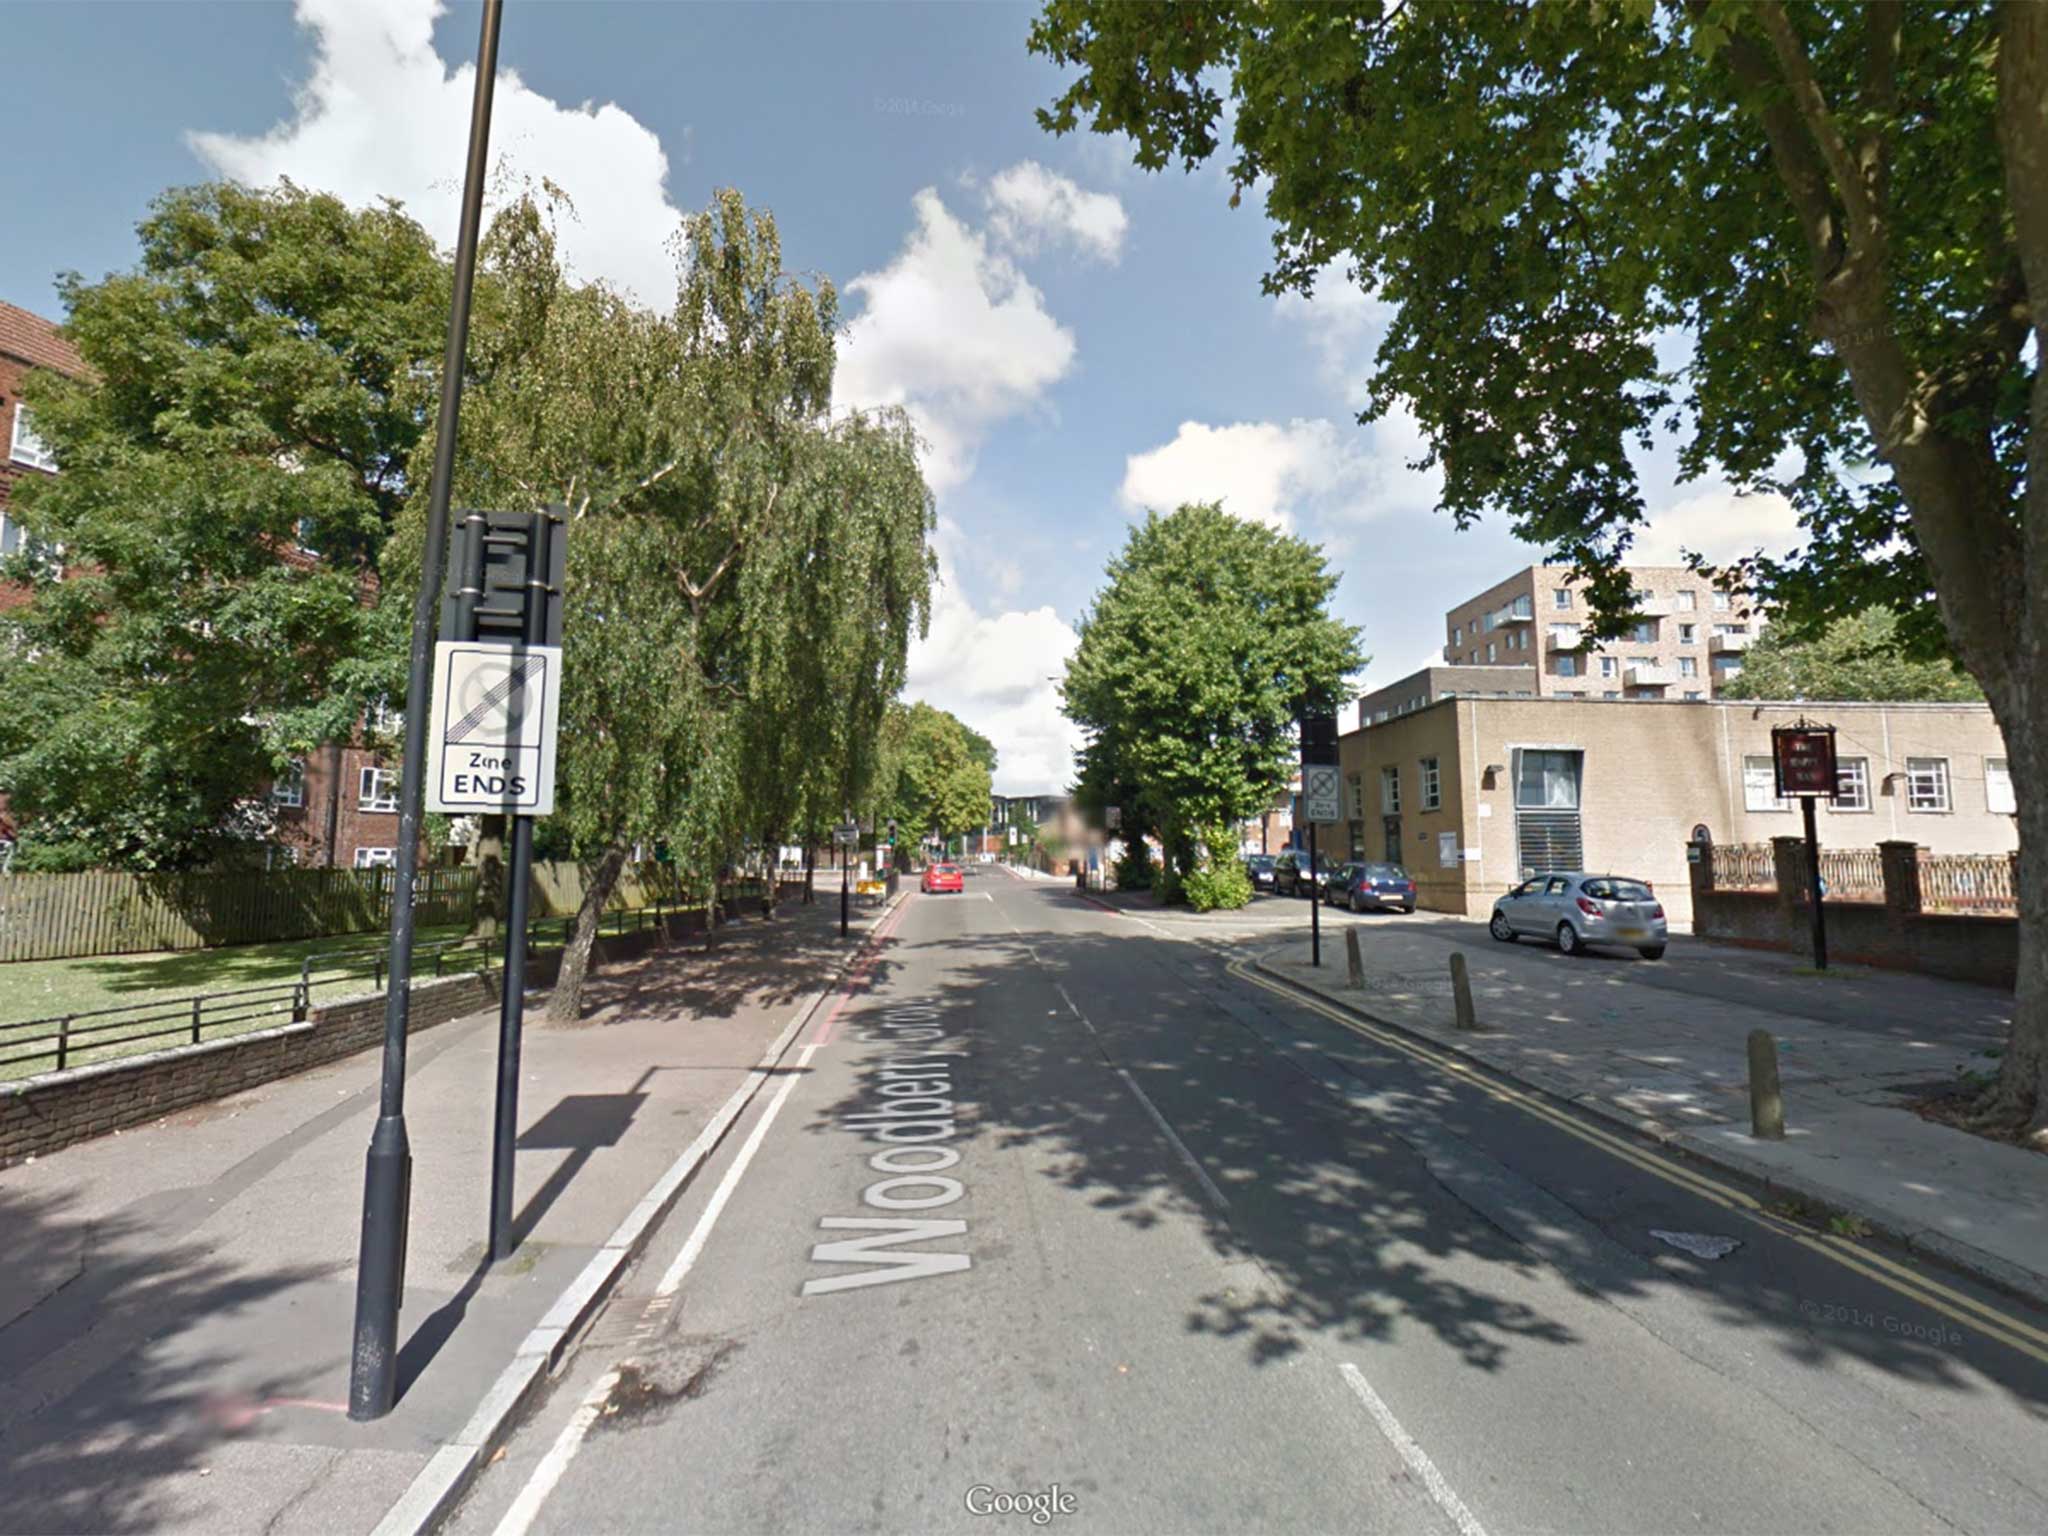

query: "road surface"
xmin=441 ymin=869 xmax=2048 ymax=1536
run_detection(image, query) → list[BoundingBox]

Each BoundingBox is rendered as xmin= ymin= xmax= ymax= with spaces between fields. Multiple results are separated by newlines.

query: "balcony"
xmin=1545 ymin=626 xmax=1589 ymax=651
xmin=1628 ymin=594 xmax=1675 ymax=618
xmin=1709 ymin=631 xmax=1749 ymax=654
xmin=1625 ymin=663 xmax=1674 ymax=688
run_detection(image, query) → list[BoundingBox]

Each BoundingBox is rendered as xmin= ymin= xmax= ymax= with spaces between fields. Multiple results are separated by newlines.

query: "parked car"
xmin=1327 ymin=861 xmax=1417 ymax=914
xmin=921 ymin=863 xmax=965 ymax=894
xmin=1246 ymin=854 xmax=1279 ymax=892
xmin=1273 ymin=850 xmax=1335 ymax=898
xmin=1489 ymin=872 xmax=1666 ymax=959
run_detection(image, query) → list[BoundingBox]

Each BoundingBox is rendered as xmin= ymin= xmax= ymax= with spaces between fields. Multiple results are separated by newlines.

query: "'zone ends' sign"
xmin=426 ymin=641 xmax=563 ymax=815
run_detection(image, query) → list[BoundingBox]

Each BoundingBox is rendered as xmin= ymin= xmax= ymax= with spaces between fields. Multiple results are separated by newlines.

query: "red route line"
xmin=809 ymin=891 xmax=916 ymax=1047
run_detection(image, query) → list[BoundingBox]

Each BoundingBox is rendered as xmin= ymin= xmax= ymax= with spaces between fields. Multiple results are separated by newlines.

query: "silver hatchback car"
xmin=1488 ymin=872 xmax=1668 ymax=959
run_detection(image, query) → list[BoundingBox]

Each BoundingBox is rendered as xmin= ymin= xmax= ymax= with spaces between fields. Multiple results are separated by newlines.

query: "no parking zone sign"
xmin=425 ymin=641 xmax=563 ymax=815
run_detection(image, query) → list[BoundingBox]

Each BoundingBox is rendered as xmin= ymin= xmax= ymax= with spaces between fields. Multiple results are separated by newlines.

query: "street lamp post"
xmin=347 ymin=0 xmax=504 ymax=1424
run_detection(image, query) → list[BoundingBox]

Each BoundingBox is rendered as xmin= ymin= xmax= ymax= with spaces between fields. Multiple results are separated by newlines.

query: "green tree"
xmin=1061 ymin=503 xmax=1362 ymax=905
xmin=1030 ymin=1 xmax=2048 ymax=1134
xmin=1723 ymin=608 xmax=1983 ymax=703
xmin=873 ymin=701 xmax=998 ymax=849
xmin=1 ymin=182 xmax=445 ymax=868
xmin=420 ymin=189 xmax=932 ymax=1019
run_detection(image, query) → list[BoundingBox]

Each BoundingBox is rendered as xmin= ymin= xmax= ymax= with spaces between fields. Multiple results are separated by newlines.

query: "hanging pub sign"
xmin=1771 ymin=721 xmax=1839 ymax=798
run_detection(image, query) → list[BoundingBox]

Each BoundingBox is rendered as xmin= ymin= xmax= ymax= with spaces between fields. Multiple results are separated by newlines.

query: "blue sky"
xmin=1 ymin=0 xmax=1796 ymax=792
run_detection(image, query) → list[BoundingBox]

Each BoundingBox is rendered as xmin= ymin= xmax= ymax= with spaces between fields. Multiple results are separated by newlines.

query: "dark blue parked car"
xmin=1326 ymin=861 xmax=1417 ymax=914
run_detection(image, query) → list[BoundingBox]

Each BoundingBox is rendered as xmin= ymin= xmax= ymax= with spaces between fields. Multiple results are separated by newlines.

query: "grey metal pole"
xmin=1803 ymin=794 xmax=1828 ymax=970
xmin=1309 ymin=822 xmax=1321 ymax=967
xmin=349 ymin=0 xmax=503 ymax=1425
xmin=489 ymin=511 xmax=551 ymax=1263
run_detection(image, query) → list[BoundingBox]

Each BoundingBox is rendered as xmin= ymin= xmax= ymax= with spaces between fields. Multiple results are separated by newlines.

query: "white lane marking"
xmin=1338 ymin=1364 xmax=1489 ymax=1536
xmin=798 ymin=1042 xmax=822 ymax=1066
xmin=492 ymin=1368 xmax=620 ymax=1536
xmin=492 ymin=1021 xmax=822 ymax=1536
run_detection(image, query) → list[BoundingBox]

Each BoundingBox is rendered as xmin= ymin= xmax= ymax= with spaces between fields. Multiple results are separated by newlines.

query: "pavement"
xmin=438 ymin=866 xmax=2048 ymax=1536
xmin=1238 ymin=901 xmax=2047 ymax=1307
xmin=0 ymin=889 xmax=897 ymax=1536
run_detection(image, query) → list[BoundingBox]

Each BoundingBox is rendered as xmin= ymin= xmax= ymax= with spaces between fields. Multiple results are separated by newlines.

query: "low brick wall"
xmin=0 ymin=904 xmax=748 ymax=1169
xmin=1692 ymin=888 xmax=2018 ymax=990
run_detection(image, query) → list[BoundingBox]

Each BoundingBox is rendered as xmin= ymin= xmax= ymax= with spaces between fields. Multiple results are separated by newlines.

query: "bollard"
xmin=1449 ymin=951 xmax=1477 ymax=1031
xmin=1345 ymin=926 xmax=1364 ymax=990
xmin=1747 ymin=1028 xmax=1786 ymax=1140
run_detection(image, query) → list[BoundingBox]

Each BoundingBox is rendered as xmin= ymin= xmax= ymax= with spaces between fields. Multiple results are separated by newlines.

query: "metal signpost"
xmin=429 ymin=508 xmax=565 ymax=1265
xmin=1772 ymin=720 xmax=1839 ymax=970
xmin=1301 ymin=713 xmax=1341 ymax=968
xmin=836 ymin=819 xmax=859 ymax=936
xmin=349 ymin=0 xmax=502 ymax=1425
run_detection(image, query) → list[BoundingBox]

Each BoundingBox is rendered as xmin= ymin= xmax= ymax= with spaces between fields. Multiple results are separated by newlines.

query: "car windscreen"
xmin=1247 ymin=856 xmax=1275 ymax=869
xmin=1583 ymin=878 xmax=1653 ymax=901
xmin=1363 ymin=864 xmax=1407 ymax=880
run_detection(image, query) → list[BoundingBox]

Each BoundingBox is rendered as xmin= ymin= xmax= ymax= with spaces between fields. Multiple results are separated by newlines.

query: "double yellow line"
xmin=1227 ymin=955 xmax=2048 ymax=1367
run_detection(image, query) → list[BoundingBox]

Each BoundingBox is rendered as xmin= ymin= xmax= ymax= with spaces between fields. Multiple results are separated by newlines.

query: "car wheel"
xmin=1400 ymin=904 xmax=1415 ymax=915
xmin=1557 ymin=921 xmax=1583 ymax=956
xmin=1350 ymin=892 xmax=1363 ymax=914
xmin=1489 ymin=911 xmax=1515 ymax=943
xmin=1638 ymin=945 xmax=1666 ymax=961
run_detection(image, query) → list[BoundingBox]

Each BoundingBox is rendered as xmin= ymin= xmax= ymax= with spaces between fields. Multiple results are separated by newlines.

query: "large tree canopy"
xmin=872 ymin=701 xmax=998 ymax=847
xmin=1030 ymin=0 xmax=2048 ymax=1131
xmin=1 ymin=183 xmax=445 ymax=868
xmin=1062 ymin=502 xmax=1362 ymax=900
xmin=1723 ymin=607 xmax=1983 ymax=703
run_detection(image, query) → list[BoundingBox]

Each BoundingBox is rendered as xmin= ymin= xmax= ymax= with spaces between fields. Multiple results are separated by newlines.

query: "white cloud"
xmin=1274 ymin=260 xmax=1394 ymax=406
xmin=1630 ymin=483 xmax=1803 ymax=566
xmin=189 ymin=0 xmax=686 ymax=308
xmin=906 ymin=536 xmax=1081 ymax=796
xmin=1120 ymin=416 xmax=1431 ymax=533
xmin=834 ymin=186 xmax=1078 ymax=497
xmin=985 ymin=161 xmax=1128 ymax=263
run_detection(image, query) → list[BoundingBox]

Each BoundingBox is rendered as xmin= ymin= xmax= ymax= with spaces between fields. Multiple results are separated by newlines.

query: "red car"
xmin=921 ymin=863 xmax=965 ymax=894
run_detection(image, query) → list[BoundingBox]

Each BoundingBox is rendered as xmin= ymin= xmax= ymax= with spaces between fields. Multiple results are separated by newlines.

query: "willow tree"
xmin=1032 ymin=1 xmax=2048 ymax=1135
xmin=419 ymin=188 xmax=932 ymax=1019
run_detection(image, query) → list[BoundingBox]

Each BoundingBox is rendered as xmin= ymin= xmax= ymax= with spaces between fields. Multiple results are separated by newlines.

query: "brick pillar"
xmin=1770 ymin=835 xmax=1806 ymax=914
xmin=1689 ymin=842 xmax=1715 ymax=902
xmin=1879 ymin=840 xmax=1924 ymax=918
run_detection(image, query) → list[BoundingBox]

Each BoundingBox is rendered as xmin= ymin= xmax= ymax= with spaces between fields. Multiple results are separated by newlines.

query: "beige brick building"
xmin=1441 ymin=564 xmax=1760 ymax=701
xmin=1314 ymin=696 xmax=2016 ymax=926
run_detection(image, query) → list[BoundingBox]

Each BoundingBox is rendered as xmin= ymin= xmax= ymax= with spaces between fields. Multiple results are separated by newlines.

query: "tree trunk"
xmin=468 ymin=814 xmax=508 ymax=939
xmin=544 ymin=843 xmax=627 ymax=1023
xmin=1979 ymin=706 xmax=2048 ymax=1140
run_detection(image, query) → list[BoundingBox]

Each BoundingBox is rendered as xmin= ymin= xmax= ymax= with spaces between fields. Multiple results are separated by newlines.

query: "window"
xmin=353 ymin=846 xmax=396 ymax=869
xmin=1598 ymin=655 xmax=1618 ymax=678
xmin=367 ymin=696 xmax=402 ymax=734
xmin=0 ymin=511 xmax=20 ymax=558
xmin=1678 ymin=623 xmax=1696 ymax=644
xmin=1682 ymin=690 xmax=1703 ymax=700
xmin=1833 ymin=757 xmax=1871 ymax=812
xmin=1678 ymin=657 xmax=1697 ymax=678
xmin=1470 ymin=650 xmax=1479 ymax=665
xmin=9 ymin=405 xmax=57 ymax=472
xmin=1712 ymin=654 xmax=1742 ymax=675
xmin=1987 ymin=757 xmax=2015 ymax=815
xmin=1743 ymin=755 xmax=1791 ymax=812
xmin=359 ymin=766 xmax=400 ymax=812
xmin=271 ymin=757 xmax=307 ymax=808
xmin=1453 ymin=624 xmax=1463 ymax=646
xmin=1380 ymin=765 xmax=1401 ymax=814
xmin=1346 ymin=774 xmax=1365 ymax=820
xmin=1514 ymin=749 xmax=1584 ymax=872
xmin=1713 ymin=622 xmax=1749 ymax=637
xmin=266 ymin=843 xmax=300 ymax=870
xmin=1603 ymin=690 xmax=1621 ymax=699
xmin=1628 ymin=655 xmax=1657 ymax=668
xmin=1486 ymin=641 xmax=1496 ymax=663
xmin=1712 ymin=590 xmax=1732 ymax=611
xmin=1420 ymin=757 xmax=1441 ymax=811
xmin=1631 ymin=620 xmax=1658 ymax=643
xmin=1515 ymin=750 xmax=1581 ymax=809
xmin=1906 ymin=757 xmax=1951 ymax=813
xmin=1675 ymin=590 xmax=1696 ymax=611
xmin=1549 ymin=623 xmax=1580 ymax=648
xmin=1555 ymin=653 xmax=1578 ymax=678
xmin=1552 ymin=588 xmax=1572 ymax=610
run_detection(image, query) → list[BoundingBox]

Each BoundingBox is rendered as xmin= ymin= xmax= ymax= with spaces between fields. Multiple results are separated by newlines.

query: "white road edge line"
xmin=491 ymin=1036 xmax=818 ymax=1536
xmin=1338 ymin=1363 xmax=1489 ymax=1536
xmin=1116 ymin=1066 xmax=1231 ymax=1212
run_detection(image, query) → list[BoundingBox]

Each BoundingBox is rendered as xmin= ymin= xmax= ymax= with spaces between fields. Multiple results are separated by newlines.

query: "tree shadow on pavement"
xmin=0 ymin=1184 xmax=331 ymax=1535
xmin=572 ymin=910 xmax=892 ymax=1030
xmin=803 ymin=900 xmax=2048 ymax=1428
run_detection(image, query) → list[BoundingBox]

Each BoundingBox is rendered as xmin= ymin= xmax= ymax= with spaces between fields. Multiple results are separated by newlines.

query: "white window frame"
xmin=1486 ymin=641 xmax=1496 ymax=663
xmin=1743 ymin=755 xmax=1792 ymax=813
xmin=1675 ymin=590 xmax=1697 ymax=611
xmin=1905 ymin=757 xmax=1951 ymax=814
xmin=1420 ymin=757 xmax=1441 ymax=811
xmin=1831 ymin=756 xmax=1871 ymax=812
xmin=1678 ymin=622 xmax=1696 ymax=644
xmin=353 ymin=846 xmax=396 ymax=869
xmin=1598 ymin=655 xmax=1617 ymax=678
xmin=1452 ymin=623 xmax=1462 ymax=646
xmin=1985 ymin=757 xmax=2015 ymax=816
xmin=1682 ymin=690 xmax=1703 ymax=700
xmin=1552 ymin=588 xmax=1572 ymax=610
xmin=359 ymin=766 xmax=400 ymax=813
xmin=1678 ymin=656 xmax=1697 ymax=678
xmin=9 ymin=404 xmax=57 ymax=472
xmin=271 ymin=757 xmax=307 ymax=808
xmin=1631 ymin=620 xmax=1658 ymax=644
xmin=1712 ymin=590 xmax=1732 ymax=611
xmin=1380 ymin=765 xmax=1401 ymax=815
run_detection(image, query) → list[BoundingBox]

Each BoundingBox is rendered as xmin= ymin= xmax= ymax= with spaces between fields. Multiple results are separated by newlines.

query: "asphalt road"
xmin=441 ymin=869 xmax=2048 ymax=1536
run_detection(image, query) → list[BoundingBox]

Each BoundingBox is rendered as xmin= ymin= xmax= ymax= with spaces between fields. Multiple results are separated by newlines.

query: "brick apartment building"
xmin=1440 ymin=563 xmax=1762 ymax=702
xmin=0 ymin=299 xmax=416 ymax=872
